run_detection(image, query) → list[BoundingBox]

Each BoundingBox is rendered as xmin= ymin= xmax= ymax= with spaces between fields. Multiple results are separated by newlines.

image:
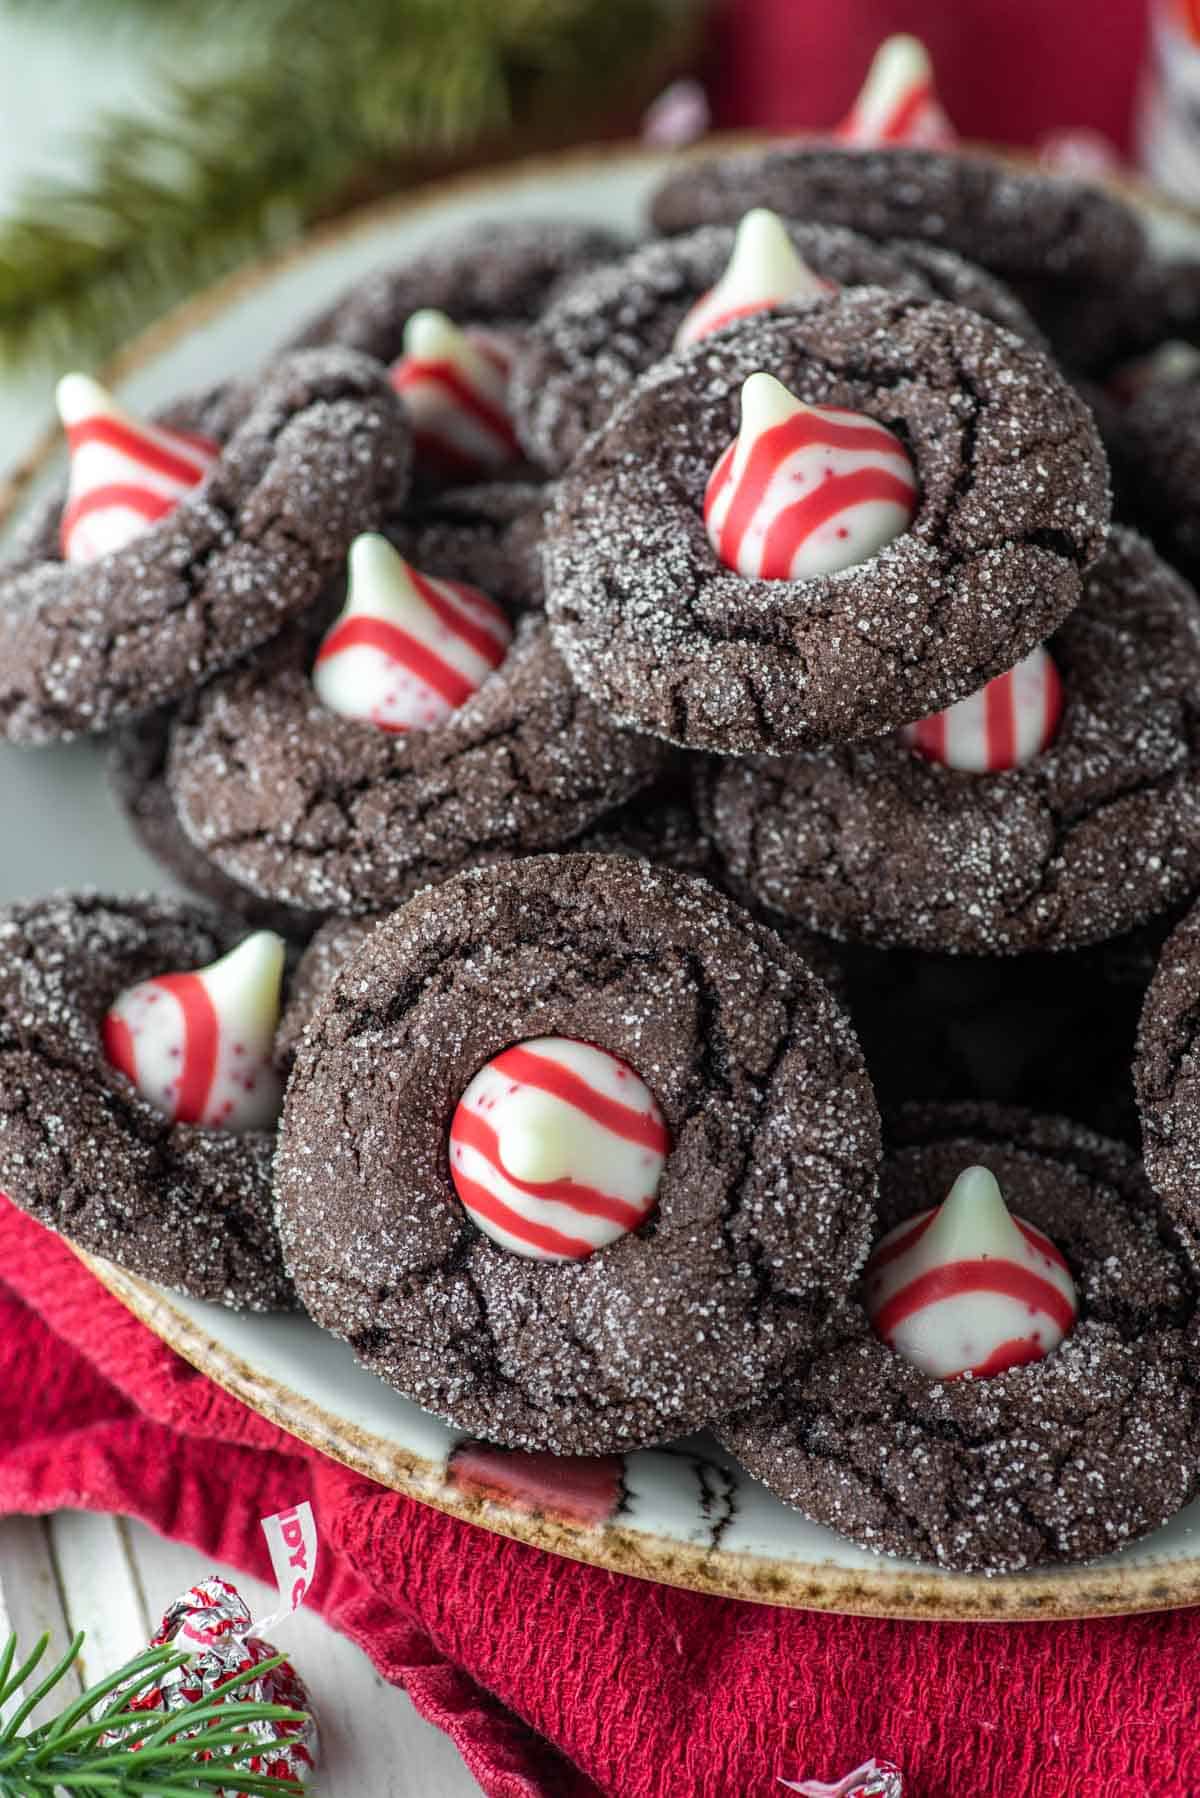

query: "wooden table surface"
xmin=0 ymin=14 xmax=479 ymax=1792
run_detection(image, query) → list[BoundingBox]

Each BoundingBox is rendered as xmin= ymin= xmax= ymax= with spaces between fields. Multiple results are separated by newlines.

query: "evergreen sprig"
xmin=0 ymin=1627 xmax=309 ymax=1795
xmin=0 ymin=0 xmax=701 ymax=370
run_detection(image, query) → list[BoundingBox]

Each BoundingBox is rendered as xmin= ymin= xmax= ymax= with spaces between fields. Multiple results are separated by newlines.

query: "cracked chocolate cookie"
xmin=1134 ymin=900 xmax=1200 ymax=1272
xmin=511 ymin=219 xmax=1042 ymax=473
xmin=166 ymin=522 xmax=671 ymax=914
xmin=109 ymin=712 xmax=322 ymax=941
xmin=647 ymin=145 xmax=1145 ymax=293
xmin=0 ymin=350 xmax=412 ymax=743
xmin=718 ymin=1104 xmax=1200 ymax=1573
xmin=544 ymin=291 xmax=1110 ymax=755
xmin=286 ymin=219 xmax=627 ymax=362
xmin=698 ymin=529 xmax=1200 ymax=954
xmin=274 ymin=854 xmax=881 ymax=1453
xmin=0 ymin=893 xmax=293 ymax=1310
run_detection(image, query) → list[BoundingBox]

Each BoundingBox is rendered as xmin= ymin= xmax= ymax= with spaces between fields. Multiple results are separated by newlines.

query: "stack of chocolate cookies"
xmin=6 ymin=33 xmax=1200 ymax=1576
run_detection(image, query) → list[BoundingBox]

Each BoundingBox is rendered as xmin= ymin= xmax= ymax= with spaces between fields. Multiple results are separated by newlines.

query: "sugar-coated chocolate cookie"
xmin=1134 ymin=900 xmax=1200 ymax=1272
xmin=647 ymin=146 xmax=1144 ymax=290
xmin=108 ymin=713 xmax=322 ymax=941
xmin=386 ymin=480 xmax=551 ymax=613
xmin=512 ymin=220 xmax=1042 ymax=472
xmin=287 ymin=218 xmax=627 ymax=362
xmin=275 ymin=855 xmax=881 ymax=1453
xmin=718 ymin=1104 xmax=1200 ymax=1573
xmin=698 ymin=530 xmax=1200 ymax=954
xmin=0 ymin=351 xmax=411 ymax=743
xmin=545 ymin=292 xmax=1110 ymax=755
xmin=0 ymin=894 xmax=292 ymax=1310
xmin=166 ymin=518 xmax=671 ymax=915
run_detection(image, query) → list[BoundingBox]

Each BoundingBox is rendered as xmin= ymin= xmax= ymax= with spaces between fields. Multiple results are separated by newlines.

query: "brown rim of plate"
xmin=14 ymin=138 xmax=1200 ymax=1621
xmin=78 ymin=1246 xmax=1200 ymax=1623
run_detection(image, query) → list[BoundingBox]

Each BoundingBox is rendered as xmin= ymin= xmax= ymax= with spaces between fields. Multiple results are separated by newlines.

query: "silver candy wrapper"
xmin=108 ymin=1574 xmax=318 ymax=1792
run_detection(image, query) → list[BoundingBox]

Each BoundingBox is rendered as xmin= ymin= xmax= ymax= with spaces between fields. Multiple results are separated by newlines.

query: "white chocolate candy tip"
xmin=200 ymin=929 xmax=287 ymax=1013
xmin=740 ymin=370 xmax=806 ymax=435
xmin=403 ymin=308 xmax=474 ymax=365
xmin=673 ymin=212 xmax=832 ymax=349
xmin=838 ymin=32 xmax=955 ymax=149
xmin=495 ymin=1096 xmax=576 ymax=1186
xmin=56 ymin=371 xmax=114 ymax=427
xmin=347 ymin=529 xmax=402 ymax=588
xmin=864 ymin=1164 xmax=1079 ymax=1381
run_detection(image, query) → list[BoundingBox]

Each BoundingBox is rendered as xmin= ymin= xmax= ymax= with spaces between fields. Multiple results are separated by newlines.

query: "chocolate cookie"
xmin=698 ymin=530 xmax=1200 ymax=954
xmin=287 ymin=218 xmax=627 ymax=362
xmin=0 ymin=351 xmax=411 ymax=743
xmin=166 ymin=564 xmax=671 ymax=915
xmin=1133 ymin=899 xmax=1200 ymax=1271
xmin=545 ymin=292 xmax=1110 ymax=755
xmin=0 ymin=893 xmax=292 ymax=1310
xmin=718 ymin=1104 xmax=1200 ymax=1573
xmin=275 ymin=855 xmax=881 ymax=1453
xmin=647 ymin=146 xmax=1144 ymax=291
xmin=109 ymin=713 xmax=322 ymax=941
xmin=512 ymin=220 xmax=1042 ymax=473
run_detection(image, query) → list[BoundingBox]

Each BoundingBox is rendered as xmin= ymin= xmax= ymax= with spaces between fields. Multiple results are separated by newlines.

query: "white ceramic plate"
xmin=4 ymin=140 xmax=1199 ymax=1621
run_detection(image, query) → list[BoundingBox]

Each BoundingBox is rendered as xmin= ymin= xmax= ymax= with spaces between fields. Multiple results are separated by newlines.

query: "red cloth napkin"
xmin=3 ymin=1196 xmax=1200 ymax=1798
xmin=708 ymin=0 xmax=1152 ymax=154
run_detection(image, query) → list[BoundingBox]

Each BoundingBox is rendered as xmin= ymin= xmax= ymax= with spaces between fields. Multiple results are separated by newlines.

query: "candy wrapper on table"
xmin=107 ymin=1574 xmax=318 ymax=1791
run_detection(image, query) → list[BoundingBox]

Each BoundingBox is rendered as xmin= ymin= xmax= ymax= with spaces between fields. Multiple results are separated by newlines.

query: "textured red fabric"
xmin=3 ymin=1196 xmax=1200 ymax=1797
xmin=707 ymin=0 xmax=1152 ymax=155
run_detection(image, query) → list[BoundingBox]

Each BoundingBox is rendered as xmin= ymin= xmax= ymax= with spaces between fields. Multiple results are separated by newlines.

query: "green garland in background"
xmin=0 ymin=0 xmax=703 ymax=370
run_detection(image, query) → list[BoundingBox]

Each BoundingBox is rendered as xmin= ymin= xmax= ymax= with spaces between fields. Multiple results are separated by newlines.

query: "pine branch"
xmin=0 ymin=1630 xmax=309 ymax=1796
xmin=0 ymin=0 xmax=702 ymax=369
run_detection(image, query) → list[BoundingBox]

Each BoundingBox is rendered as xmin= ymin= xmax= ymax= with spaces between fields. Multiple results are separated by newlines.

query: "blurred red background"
xmin=709 ymin=0 xmax=1151 ymax=152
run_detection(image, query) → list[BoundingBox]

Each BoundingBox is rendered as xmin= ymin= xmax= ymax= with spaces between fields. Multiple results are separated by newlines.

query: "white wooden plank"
xmin=0 ymin=1514 xmax=83 ymax=1729
xmin=49 ymin=1511 xmax=149 ymax=1687
xmin=125 ymin=1519 xmax=478 ymax=1796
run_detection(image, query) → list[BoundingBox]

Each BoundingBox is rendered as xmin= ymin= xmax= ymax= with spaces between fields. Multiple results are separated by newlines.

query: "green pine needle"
xmin=0 ymin=0 xmax=702 ymax=369
xmin=0 ymin=1628 xmax=311 ymax=1797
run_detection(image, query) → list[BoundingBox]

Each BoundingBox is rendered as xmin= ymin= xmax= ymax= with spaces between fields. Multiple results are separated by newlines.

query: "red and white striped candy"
xmin=389 ymin=309 xmax=519 ymax=480
xmin=899 ymin=646 xmax=1063 ymax=773
xmin=102 ymin=931 xmax=286 ymax=1133
xmin=448 ymin=1037 xmax=669 ymax=1262
xmin=56 ymin=373 xmax=219 ymax=565
xmin=705 ymin=372 xmax=917 ymax=580
xmin=864 ymin=1165 xmax=1078 ymax=1380
xmin=834 ymin=34 xmax=956 ymax=149
xmin=313 ymin=533 xmax=511 ymax=734
xmin=674 ymin=209 xmax=836 ymax=350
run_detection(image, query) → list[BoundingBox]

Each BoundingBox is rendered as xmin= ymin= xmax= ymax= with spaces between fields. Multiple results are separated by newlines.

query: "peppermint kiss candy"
xmin=56 ymin=372 xmax=219 ymax=564
xmin=313 ymin=533 xmax=511 ymax=734
xmin=834 ymin=34 xmax=956 ymax=148
xmin=673 ymin=209 xmax=835 ymax=349
xmin=390 ymin=308 xmax=520 ymax=479
xmin=864 ymin=1165 xmax=1078 ymax=1380
xmin=102 ymin=930 xmax=285 ymax=1132
xmin=449 ymin=1037 xmax=669 ymax=1262
xmin=705 ymin=372 xmax=918 ymax=580
xmin=899 ymin=645 xmax=1063 ymax=773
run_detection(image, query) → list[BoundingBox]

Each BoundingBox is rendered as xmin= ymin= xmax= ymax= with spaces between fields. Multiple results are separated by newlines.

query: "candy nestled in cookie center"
xmin=390 ymin=308 xmax=520 ymax=479
xmin=56 ymin=373 xmax=219 ymax=565
xmin=449 ymin=1037 xmax=669 ymax=1262
xmin=102 ymin=930 xmax=286 ymax=1132
xmin=673 ymin=209 xmax=836 ymax=350
xmin=899 ymin=644 xmax=1064 ymax=772
xmin=705 ymin=372 xmax=918 ymax=579
xmin=313 ymin=533 xmax=512 ymax=734
xmin=834 ymin=33 xmax=956 ymax=148
xmin=864 ymin=1165 xmax=1078 ymax=1379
